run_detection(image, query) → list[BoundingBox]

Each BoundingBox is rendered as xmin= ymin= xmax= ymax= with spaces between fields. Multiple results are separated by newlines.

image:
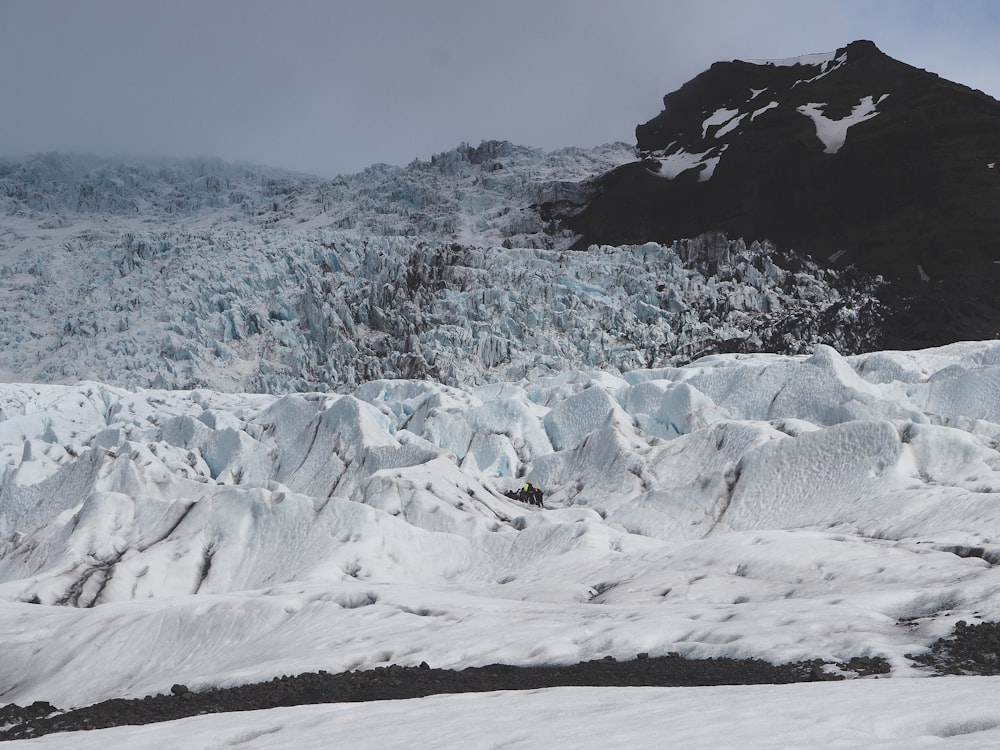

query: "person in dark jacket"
xmin=521 ymin=481 xmax=543 ymax=507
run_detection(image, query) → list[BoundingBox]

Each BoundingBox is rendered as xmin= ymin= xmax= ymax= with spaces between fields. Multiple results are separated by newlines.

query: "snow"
xmin=10 ymin=679 xmax=1000 ymax=749
xmin=714 ymin=114 xmax=745 ymax=139
xmin=3 ymin=340 xmax=1000 ymax=745
xmin=741 ymin=51 xmax=839 ymax=69
xmin=701 ymin=107 xmax=740 ymax=138
xmin=646 ymin=146 xmax=731 ymax=182
xmin=646 ymin=147 xmax=712 ymax=179
xmin=750 ymin=100 xmax=778 ymax=121
xmin=697 ymin=107 xmax=744 ymax=141
xmin=698 ymin=146 xmax=726 ymax=180
xmin=797 ymin=95 xmax=889 ymax=154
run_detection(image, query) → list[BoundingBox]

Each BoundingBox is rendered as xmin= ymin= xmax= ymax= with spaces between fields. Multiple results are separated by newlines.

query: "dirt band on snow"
xmin=1 ymin=651 xmax=887 ymax=742
xmin=9 ymin=619 xmax=1000 ymax=741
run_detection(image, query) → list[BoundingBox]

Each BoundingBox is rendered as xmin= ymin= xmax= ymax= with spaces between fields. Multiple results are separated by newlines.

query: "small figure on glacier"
xmin=520 ymin=481 xmax=544 ymax=507
xmin=531 ymin=485 xmax=544 ymax=507
xmin=504 ymin=482 xmax=544 ymax=507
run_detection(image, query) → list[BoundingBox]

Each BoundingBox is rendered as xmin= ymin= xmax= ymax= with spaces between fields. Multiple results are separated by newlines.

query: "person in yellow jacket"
xmin=521 ymin=481 xmax=543 ymax=507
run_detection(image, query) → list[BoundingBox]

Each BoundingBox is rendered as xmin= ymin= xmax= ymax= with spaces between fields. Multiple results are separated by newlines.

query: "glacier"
xmin=3 ymin=147 xmax=1000 ymax=746
xmin=0 ymin=148 xmax=883 ymax=392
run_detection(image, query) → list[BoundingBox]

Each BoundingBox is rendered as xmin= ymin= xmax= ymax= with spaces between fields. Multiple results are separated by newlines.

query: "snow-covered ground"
xmin=11 ymin=678 xmax=1000 ymax=749
xmin=3 ymin=146 xmax=1000 ymax=746
xmin=3 ymin=340 xmax=1000 ymax=746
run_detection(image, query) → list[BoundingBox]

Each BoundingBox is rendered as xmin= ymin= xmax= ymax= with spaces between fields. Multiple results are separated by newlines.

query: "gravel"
xmin=0 ymin=651 xmax=872 ymax=742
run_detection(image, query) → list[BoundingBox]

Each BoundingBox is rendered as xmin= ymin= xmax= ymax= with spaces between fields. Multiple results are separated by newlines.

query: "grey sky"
xmin=2 ymin=0 xmax=999 ymax=177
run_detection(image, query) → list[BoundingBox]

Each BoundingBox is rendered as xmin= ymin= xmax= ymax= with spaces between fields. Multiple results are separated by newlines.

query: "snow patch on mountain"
xmin=740 ymin=51 xmax=840 ymax=69
xmin=798 ymin=95 xmax=889 ymax=153
xmin=740 ymin=49 xmax=849 ymax=87
xmin=702 ymin=107 xmax=741 ymax=138
xmin=751 ymin=101 xmax=778 ymax=120
xmin=646 ymin=147 xmax=717 ymax=180
xmin=19 ymin=678 xmax=1000 ymax=750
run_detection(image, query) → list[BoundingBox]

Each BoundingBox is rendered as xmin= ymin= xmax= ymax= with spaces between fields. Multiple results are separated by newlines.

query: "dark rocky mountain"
xmin=561 ymin=40 xmax=1000 ymax=348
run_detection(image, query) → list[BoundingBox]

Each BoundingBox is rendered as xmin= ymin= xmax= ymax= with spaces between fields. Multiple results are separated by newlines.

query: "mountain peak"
xmin=571 ymin=41 xmax=1000 ymax=283
xmin=731 ymin=40 xmax=893 ymax=75
xmin=633 ymin=39 xmax=923 ymax=159
xmin=559 ymin=41 xmax=1000 ymax=348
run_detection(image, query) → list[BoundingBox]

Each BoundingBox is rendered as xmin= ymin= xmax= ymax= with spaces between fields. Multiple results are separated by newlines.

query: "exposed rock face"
xmin=572 ymin=40 xmax=1000 ymax=276
xmin=564 ymin=40 xmax=1000 ymax=346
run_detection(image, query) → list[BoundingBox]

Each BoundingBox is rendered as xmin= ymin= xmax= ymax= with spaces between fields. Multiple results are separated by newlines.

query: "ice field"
xmin=2 ymin=341 xmax=1000 ymax=747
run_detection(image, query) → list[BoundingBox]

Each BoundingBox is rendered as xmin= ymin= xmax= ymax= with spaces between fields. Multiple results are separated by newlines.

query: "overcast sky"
xmin=2 ymin=0 xmax=999 ymax=177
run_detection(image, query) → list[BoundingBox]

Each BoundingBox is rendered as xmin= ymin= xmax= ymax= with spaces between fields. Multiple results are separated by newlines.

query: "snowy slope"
xmin=10 ymin=679 xmax=1000 ymax=749
xmin=3 ymin=341 xmax=1000 ymax=714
